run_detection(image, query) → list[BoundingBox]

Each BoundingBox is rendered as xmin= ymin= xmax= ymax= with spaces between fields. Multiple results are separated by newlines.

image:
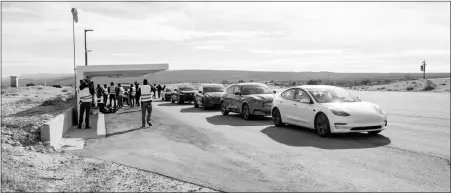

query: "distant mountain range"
xmin=2 ymin=70 xmax=450 ymax=87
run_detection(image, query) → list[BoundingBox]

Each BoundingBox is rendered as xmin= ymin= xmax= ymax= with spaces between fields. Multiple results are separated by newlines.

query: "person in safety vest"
xmin=129 ymin=83 xmax=135 ymax=107
xmin=117 ymin=84 xmax=124 ymax=108
xmin=96 ymin=84 xmax=105 ymax=113
xmin=78 ymin=80 xmax=94 ymax=129
xmin=108 ymin=82 xmax=117 ymax=109
xmin=140 ymin=79 xmax=153 ymax=127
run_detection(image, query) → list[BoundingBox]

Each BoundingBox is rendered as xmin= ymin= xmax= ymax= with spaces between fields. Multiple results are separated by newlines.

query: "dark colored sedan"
xmin=171 ymin=84 xmax=196 ymax=104
xmin=220 ymin=83 xmax=275 ymax=120
xmin=194 ymin=84 xmax=225 ymax=110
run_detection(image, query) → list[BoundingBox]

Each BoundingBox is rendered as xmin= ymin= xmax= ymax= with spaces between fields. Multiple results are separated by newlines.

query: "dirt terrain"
xmin=351 ymin=78 xmax=450 ymax=92
xmin=1 ymin=86 xmax=216 ymax=192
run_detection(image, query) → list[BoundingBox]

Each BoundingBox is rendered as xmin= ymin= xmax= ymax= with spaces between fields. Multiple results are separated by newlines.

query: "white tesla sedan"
xmin=271 ymin=85 xmax=387 ymax=137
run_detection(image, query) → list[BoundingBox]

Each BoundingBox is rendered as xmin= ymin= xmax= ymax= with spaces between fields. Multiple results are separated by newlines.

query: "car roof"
xmin=234 ymin=82 xmax=266 ymax=86
xmin=296 ymin=85 xmax=341 ymax=89
xmin=200 ymin=84 xmax=224 ymax=87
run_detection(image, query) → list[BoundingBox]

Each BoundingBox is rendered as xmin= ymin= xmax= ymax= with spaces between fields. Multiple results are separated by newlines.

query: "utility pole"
xmin=421 ymin=60 xmax=426 ymax=79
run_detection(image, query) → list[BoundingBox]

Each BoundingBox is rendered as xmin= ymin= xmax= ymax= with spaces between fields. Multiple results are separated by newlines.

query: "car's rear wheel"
xmin=315 ymin=113 xmax=331 ymax=137
xmin=194 ymin=99 xmax=199 ymax=108
xmin=272 ymin=108 xmax=284 ymax=127
xmin=242 ymin=104 xmax=251 ymax=120
xmin=221 ymin=101 xmax=229 ymax=115
xmin=368 ymin=130 xmax=381 ymax=135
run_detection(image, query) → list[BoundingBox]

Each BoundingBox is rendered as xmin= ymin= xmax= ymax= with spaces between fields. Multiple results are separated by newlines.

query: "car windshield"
xmin=179 ymin=85 xmax=195 ymax=91
xmin=242 ymin=85 xmax=273 ymax=95
xmin=305 ymin=87 xmax=360 ymax=103
xmin=203 ymin=86 xmax=224 ymax=93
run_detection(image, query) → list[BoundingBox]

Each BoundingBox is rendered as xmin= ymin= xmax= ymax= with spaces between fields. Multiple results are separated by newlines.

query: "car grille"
xmin=350 ymin=126 xmax=382 ymax=131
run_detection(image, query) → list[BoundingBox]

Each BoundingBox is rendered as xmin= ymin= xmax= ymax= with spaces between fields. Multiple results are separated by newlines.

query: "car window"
xmin=281 ymin=89 xmax=295 ymax=100
xmin=294 ymin=89 xmax=310 ymax=101
xmin=226 ymin=86 xmax=234 ymax=94
xmin=203 ymin=86 xmax=225 ymax=93
xmin=179 ymin=85 xmax=195 ymax=91
xmin=241 ymin=84 xmax=272 ymax=95
xmin=233 ymin=86 xmax=241 ymax=94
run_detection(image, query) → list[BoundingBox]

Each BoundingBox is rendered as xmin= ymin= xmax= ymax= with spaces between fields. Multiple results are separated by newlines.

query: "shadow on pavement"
xmin=107 ymin=126 xmax=146 ymax=137
xmin=157 ymin=102 xmax=192 ymax=107
xmin=115 ymin=109 xmax=142 ymax=115
xmin=261 ymin=125 xmax=391 ymax=149
xmin=180 ymin=107 xmax=220 ymax=113
xmin=206 ymin=114 xmax=273 ymax=126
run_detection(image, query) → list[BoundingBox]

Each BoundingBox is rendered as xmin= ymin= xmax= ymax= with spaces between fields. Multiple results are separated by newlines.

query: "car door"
xmin=223 ymin=86 xmax=234 ymax=110
xmin=227 ymin=86 xmax=239 ymax=112
xmin=279 ymin=88 xmax=297 ymax=124
xmin=292 ymin=88 xmax=316 ymax=128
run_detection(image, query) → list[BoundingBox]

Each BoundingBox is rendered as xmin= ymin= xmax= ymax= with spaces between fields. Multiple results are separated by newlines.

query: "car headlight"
xmin=329 ymin=108 xmax=350 ymax=116
xmin=373 ymin=105 xmax=386 ymax=115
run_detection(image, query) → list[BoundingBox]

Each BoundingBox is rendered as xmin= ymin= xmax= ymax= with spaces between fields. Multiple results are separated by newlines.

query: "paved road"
xmin=75 ymin=91 xmax=450 ymax=192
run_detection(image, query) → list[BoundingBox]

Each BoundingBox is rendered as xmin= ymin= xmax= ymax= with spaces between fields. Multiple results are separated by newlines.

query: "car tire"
xmin=272 ymin=108 xmax=284 ymax=127
xmin=202 ymin=99 xmax=208 ymax=110
xmin=194 ymin=99 xmax=199 ymax=108
xmin=178 ymin=98 xmax=184 ymax=104
xmin=368 ymin=130 xmax=382 ymax=135
xmin=242 ymin=104 xmax=252 ymax=120
xmin=220 ymin=101 xmax=229 ymax=115
xmin=315 ymin=113 xmax=331 ymax=137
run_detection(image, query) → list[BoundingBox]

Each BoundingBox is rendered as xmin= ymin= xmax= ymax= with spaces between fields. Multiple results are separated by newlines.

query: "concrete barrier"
xmin=40 ymin=107 xmax=76 ymax=149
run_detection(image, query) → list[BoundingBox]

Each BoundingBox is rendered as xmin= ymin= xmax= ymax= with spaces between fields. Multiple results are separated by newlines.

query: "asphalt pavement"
xmin=74 ymin=91 xmax=450 ymax=192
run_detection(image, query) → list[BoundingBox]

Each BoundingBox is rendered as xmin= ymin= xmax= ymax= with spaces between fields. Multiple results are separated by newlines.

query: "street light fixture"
xmin=84 ymin=29 xmax=94 ymax=66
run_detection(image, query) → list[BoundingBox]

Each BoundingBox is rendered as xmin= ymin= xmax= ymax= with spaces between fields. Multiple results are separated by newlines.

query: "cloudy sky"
xmin=2 ymin=2 xmax=450 ymax=77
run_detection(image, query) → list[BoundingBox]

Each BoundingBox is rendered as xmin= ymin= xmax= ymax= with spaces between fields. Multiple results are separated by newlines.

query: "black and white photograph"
xmin=1 ymin=0 xmax=450 ymax=192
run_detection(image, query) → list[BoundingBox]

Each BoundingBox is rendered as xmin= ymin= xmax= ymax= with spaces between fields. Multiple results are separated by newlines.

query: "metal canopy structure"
xmin=75 ymin=63 xmax=169 ymax=118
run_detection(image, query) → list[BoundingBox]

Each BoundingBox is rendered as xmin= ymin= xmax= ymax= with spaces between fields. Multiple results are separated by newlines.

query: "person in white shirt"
xmin=78 ymin=80 xmax=94 ymax=129
xmin=117 ymin=84 xmax=124 ymax=108
xmin=140 ymin=79 xmax=153 ymax=127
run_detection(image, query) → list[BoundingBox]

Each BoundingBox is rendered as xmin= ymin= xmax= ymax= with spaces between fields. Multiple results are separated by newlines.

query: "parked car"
xmin=194 ymin=84 xmax=225 ymax=110
xmin=161 ymin=86 xmax=173 ymax=101
xmin=271 ymin=85 xmax=387 ymax=137
xmin=220 ymin=83 xmax=275 ymax=120
xmin=171 ymin=84 xmax=196 ymax=104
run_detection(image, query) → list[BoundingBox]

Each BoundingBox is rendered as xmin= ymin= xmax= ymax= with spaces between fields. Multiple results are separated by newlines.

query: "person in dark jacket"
xmin=96 ymin=84 xmax=105 ymax=113
xmin=156 ymin=84 xmax=162 ymax=99
xmin=129 ymin=84 xmax=135 ymax=107
xmin=151 ymin=84 xmax=157 ymax=99
xmin=135 ymin=82 xmax=141 ymax=106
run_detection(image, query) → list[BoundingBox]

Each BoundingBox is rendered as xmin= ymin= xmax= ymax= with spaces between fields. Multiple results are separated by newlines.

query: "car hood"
xmin=246 ymin=94 xmax=274 ymax=102
xmin=204 ymin=92 xmax=223 ymax=98
xmin=322 ymin=101 xmax=381 ymax=115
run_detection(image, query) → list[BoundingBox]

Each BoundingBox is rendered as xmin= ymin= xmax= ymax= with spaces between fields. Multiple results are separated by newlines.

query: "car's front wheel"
xmin=315 ymin=113 xmax=331 ymax=137
xmin=242 ymin=104 xmax=251 ymax=120
xmin=221 ymin=101 xmax=229 ymax=115
xmin=368 ymin=130 xmax=382 ymax=135
xmin=272 ymin=108 xmax=284 ymax=127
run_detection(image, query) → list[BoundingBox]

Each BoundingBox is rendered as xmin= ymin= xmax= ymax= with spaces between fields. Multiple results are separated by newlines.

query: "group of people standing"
xmin=78 ymin=77 xmax=166 ymax=129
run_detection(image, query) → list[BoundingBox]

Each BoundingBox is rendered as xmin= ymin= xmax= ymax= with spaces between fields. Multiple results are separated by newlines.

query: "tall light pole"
xmin=84 ymin=29 xmax=93 ymax=66
xmin=71 ymin=8 xmax=78 ymax=86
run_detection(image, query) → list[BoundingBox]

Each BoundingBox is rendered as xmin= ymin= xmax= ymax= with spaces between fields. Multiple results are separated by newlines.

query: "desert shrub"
xmin=37 ymin=86 xmax=43 ymax=90
xmin=238 ymin=80 xmax=244 ymax=83
xmin=403 ymin=74 xmax=414 ymax=80
xmin=291 ymin=81 xmax=297 ymax=86
xmin=1 ymin=89 xmax=7 ymax=95
xmin=361 ymin=79 xmax=371 ymax=85
xmin=307 ymin=79 xmax=321 ymax=85
xmin=61 ymin=88 xmax=69 ymax=92
xmin=250 ymin=80 xmax=254 ymax=82
xmin=16 ymin=97 xmax=34 ymax=104
xmin=423 ymin=80 xmax=436 ymax=91
xmin=442 ymin=83 xmax=446 ymax=85
xmin=406 ymin=86 xmax=414 ymax=91
xmin=270 ymin=80 xmax=274 ymax=83
xmin=41 ymin=97 xmax=66 ymax=106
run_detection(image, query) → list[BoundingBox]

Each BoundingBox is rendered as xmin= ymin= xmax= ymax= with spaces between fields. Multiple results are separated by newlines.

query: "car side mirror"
xmin=234 ymin=92 xmax=241 ymax=96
